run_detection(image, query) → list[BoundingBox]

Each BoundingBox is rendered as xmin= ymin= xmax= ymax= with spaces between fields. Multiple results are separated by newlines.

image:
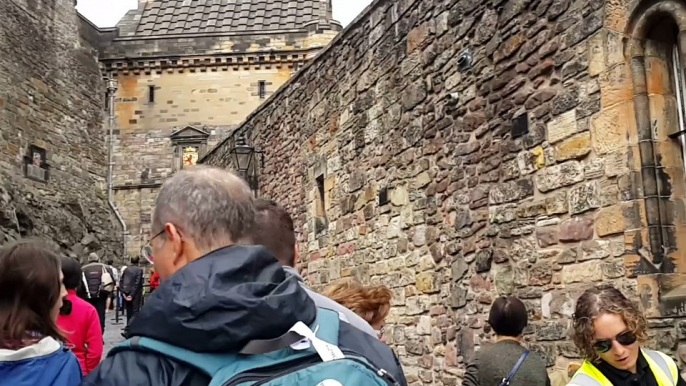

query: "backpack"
xmin=111 ymin=308 xmax=400 ymax=386
xmin=101 ymin=265 xmax=115 ymax=293
xmin=82 ymin=263 xmax=104 ymax=299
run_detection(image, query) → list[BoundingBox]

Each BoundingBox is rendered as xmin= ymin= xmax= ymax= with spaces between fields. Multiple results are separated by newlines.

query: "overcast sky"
xmin=77 ymin=0 xmax=373 ymax=28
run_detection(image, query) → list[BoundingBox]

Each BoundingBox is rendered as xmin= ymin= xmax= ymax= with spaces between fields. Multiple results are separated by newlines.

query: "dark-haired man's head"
xmin=131 ymin=256 xmax=140 ymax=265
xmin=488 ymin=296 xmax=528 ymax=338
xmin=250 ymin=199 xmax=297 ymax=267
xmin=106 ymin=259 xmax=114 ymax=266
xmin=61 ymin=257 xmax=82 ymax=290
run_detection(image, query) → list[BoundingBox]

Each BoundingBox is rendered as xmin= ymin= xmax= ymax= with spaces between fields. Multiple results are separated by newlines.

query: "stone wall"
xmin=104 ymin=25 xmax=340 ymax=256
xmin=0 ymin=0 xmax=123 ymax=260
xmin=204 ymin=0 xmax=686 ymax=383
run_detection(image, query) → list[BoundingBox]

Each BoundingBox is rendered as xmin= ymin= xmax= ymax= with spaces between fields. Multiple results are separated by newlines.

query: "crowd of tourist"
xmin=0 ymin=166 xmax=682 ymax=386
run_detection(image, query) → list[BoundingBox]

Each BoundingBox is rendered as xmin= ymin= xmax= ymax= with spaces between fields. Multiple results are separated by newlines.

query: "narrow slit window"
xmin=258 ymin=81 xmax=266 ymax=100
xmin=148 ymin=85 xmax=155 ymax=103
xmin=316 ymin=174 xmax=326 ymax=218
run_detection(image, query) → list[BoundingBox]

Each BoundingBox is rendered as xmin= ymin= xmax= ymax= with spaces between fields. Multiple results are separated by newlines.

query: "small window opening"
xmin=148 ymin=85 xmax=156 ymax=103
xmin=316 ymin=175 xmax=326 ymax=218
xmin=258 ymin=81 xmax=266 ymax=100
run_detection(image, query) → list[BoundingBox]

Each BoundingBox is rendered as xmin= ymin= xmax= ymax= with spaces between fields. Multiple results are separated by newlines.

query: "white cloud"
xmin=76 ymin=0 xmax=373 ymax=29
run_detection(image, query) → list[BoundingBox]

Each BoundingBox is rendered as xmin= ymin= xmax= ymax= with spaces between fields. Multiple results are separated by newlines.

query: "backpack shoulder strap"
xmin=500 ymin=350 xmax=529 ymax=386
xmin=239 ymin=307 xmax=341 ymax=355
xmin=111 ymin=309 xmax=344 ymax=381
xmin=111 ymin=336 xmax=234 ymax=376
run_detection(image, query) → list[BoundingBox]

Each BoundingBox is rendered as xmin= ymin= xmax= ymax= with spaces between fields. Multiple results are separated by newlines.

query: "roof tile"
xmin=121 ymin=0 xmax=329 ymax=37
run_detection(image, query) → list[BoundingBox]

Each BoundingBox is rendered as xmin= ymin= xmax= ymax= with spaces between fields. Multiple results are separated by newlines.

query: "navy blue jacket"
xmin=82 ymin=245 xmax=406 ymax=386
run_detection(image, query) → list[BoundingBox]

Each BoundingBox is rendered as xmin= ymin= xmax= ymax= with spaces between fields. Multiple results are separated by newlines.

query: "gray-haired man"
xmin=84 ymin=166 xmax=406 ymax=386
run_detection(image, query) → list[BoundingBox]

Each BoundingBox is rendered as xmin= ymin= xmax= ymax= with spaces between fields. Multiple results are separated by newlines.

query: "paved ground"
xmin=103 ymin=310 xmax=127 ymax=355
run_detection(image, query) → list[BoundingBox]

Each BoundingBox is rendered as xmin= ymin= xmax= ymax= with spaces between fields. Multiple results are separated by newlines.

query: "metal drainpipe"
xmin=106 ymin=78 xmax=129 ymax=257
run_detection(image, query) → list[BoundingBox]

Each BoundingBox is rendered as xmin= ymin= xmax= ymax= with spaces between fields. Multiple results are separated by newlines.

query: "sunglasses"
xmin=140 ymin=229 xmax=165 ymax=264
xmin=593 ymin=331 xmax=637 ymax=353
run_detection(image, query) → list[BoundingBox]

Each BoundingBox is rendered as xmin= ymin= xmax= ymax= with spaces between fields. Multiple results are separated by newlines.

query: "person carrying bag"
xmin=463 ymin=297 xmax=550 ymax=386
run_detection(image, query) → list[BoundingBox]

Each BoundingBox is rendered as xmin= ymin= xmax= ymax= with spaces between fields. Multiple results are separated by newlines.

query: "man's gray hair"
xmin=152 ymin=166 xmax=256 ymax=251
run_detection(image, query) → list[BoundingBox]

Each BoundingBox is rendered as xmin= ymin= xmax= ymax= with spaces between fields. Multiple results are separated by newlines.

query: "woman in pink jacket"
xmin=57 ymin=257 xmax=103 ymax=375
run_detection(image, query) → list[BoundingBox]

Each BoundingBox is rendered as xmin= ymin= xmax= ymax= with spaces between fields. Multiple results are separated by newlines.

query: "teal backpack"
xmin=110 ymin=308 xmax=400 ymax=386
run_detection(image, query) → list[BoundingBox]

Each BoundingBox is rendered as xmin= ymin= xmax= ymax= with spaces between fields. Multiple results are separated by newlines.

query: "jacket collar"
xmin=0 ymin=337 xmax=61 ymax=362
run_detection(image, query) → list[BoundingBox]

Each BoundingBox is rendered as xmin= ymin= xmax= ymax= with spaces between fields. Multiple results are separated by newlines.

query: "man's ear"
xmin=293 ymin=244 xmax=299 ymax=267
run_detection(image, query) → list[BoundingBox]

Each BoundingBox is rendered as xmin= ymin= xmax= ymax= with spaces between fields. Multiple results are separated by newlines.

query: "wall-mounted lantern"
xmin=228 ymin=133 xmax=264 ymax=195
xmin=457 ymin=49 xmax=473 ymax=72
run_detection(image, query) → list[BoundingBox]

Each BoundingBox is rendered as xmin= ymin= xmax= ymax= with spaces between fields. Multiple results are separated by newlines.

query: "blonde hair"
xmin=322 ymin=279 xmax=392 ymax=327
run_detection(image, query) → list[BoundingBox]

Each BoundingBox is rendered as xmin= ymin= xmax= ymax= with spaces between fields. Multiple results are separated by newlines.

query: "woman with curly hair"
xmin=568 ymin=284 xmax=684 ymax=386
xmin=323 ymin=279 xmax=392 ymax=339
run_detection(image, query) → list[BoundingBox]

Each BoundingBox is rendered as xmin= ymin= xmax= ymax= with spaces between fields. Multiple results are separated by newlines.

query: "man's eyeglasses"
xmin=593 ymin=331 xmax=637 ymax=353
xmin=140 ymin=229 xmax=165 ymax=264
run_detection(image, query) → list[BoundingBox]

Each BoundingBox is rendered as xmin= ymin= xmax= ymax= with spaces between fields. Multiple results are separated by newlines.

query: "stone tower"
xmin=99 ymin=0 xmax=342 ymax=256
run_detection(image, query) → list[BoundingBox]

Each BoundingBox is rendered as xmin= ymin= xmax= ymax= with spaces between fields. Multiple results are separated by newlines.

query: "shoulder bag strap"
xmin=501 ymin=350 xmax=530 ymax=386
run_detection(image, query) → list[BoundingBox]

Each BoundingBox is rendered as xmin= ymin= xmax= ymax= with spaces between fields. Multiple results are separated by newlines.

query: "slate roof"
xmin=118 ymin=0 xmax=332 ymax=37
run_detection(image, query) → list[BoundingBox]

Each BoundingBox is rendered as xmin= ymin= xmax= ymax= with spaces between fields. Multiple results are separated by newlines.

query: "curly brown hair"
xmin=572 ymin=284 xmax=647 ymax=362
xmin=323 ymin=279 xmax=392 ymax=327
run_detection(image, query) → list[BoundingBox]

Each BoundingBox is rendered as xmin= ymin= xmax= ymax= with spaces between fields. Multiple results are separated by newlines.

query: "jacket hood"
xmin=0 ymin=337 xmax=82 ymax=385
xmin=128 ymin=245 xmax=317 ymax=353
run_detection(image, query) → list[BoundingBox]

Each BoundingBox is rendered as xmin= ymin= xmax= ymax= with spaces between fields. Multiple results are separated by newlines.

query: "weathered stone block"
xmin=494 ymin=31 xmax=526 ymax=63
xmin=547 ymin=109 xmax=577 ymax=144
xmin=402 ymin=80 xmax=427 ymax=111
xmin=580 ymin=240 xmax=611 ymax=261
xmin=555 ymin=248 xmax=578 ymax=265
xmin=414 ymin=172 xmax=431 ymax=189
xmin=451 ymin=257 xmax=469 ymax=281
xmin=475 ymin=249 xmax=493 ymax=273
xmin=489 ymin=178 xmax=534 ymax=204
xmin=535 ymin=320 xmax=568 ymax=341
xmin=591 ymin=102 xmax=634 ymax=155
xmin=518 ymin=199 xmax=547 ymax=218
xmin=596 ymin=205 xmax=625 ymax=237
xmin=490 ymin=204 xmax=517 ymax=224
xmin=546 ymin=190 xmax=569 ymax=215
xmin=536 ymin=161 xmax=584 ymax=193
xmin=416 ymin=272 xmax=438 ymax=294
xmin=537 ymin=226 xmax=559 ymax=248
xmin=602 ymin=258 xmax=626 ymax=279
xmin=530 ymin=261 xmax=553 ymax=286
xmin=450 ymin=285 xmax=467 ymax=308
xmin=568 ymin=181 xmax=600 ymax=214
xmin=562 ymin=260 xmax=602 ymax=283
xmin=555 ymin=132 xmax=591 ymax=162
xmin=494 ymin=264 xmax=514 ymax=295
xmin=599 ymin=63 xmax=633 ymax=107
xmin=559 ymin=217 xmax=594 ymax=241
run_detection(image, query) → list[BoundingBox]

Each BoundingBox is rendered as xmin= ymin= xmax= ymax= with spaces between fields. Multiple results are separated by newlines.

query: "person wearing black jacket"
xmin=118 ymin=256 xmax=143 ymax=330
xmin=82 ymin=166 xmax=406 ymax=386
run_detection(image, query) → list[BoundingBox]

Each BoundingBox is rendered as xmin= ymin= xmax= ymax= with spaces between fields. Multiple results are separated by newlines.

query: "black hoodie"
xmin=82 ymin=245 xmax=406 ymax=386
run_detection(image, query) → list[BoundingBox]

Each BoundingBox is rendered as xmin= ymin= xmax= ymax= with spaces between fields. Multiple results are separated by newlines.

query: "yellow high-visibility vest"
xmin=568 ymin=349 xmax=679 ymax=386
